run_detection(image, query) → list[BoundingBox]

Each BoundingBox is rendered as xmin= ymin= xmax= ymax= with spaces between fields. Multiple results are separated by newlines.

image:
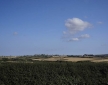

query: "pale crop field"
xmin=32 ymin=57 xmax=108 ymax=62
xmin=63 ymin=57 xmax=94 ymax=62
xmin=92 ymin=58 xmax=108 ymax=62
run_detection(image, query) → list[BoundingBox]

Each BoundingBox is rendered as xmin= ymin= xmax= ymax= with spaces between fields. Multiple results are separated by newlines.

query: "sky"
xmin=0 ymin=0 xmax=108 ymax=56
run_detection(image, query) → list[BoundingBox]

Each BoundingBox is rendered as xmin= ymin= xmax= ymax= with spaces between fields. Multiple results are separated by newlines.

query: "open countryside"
xmin=32 ymin=56 xmax=108 ymax=62
xmin=0 ymin=0 xmax=108 ymax=84
xmin=1 ymin=54 xmax=108 ymax=63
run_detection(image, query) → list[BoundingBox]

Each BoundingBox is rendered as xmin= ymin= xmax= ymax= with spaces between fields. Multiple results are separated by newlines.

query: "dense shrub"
xmin=0 ymin=61 xmax=108 ymax=85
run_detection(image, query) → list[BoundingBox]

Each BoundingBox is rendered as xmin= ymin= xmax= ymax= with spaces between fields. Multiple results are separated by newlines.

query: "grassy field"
xmin=32 ymin=57 xmax=108 ymax=62
xmin=1 ymin=56 xmax=108 ymax=63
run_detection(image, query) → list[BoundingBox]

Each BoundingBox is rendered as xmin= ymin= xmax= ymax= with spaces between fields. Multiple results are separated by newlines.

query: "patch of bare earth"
xmin=92 ymin=58 xmax=108 ymax=62
xmin=63 ymin=57 xmax=94 ymax=62
xmin=32 ymin=57 xmax=108 ymax=62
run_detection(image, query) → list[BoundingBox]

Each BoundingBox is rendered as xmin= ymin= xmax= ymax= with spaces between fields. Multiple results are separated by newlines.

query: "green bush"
xmin=0 ymin=62 xmax=108 ymax=85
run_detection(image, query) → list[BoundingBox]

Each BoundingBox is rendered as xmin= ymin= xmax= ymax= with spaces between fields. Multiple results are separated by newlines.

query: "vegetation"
xmin=0 ymin=61 xmax=108 ymax=85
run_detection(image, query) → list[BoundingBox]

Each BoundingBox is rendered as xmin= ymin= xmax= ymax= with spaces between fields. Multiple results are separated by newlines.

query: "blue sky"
xmin=0 ymin=0 xmax=108 ymax=56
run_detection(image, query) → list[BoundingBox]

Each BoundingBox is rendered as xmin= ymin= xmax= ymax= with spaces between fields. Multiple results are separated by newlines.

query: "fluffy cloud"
xmin=68 ymin=38 xmax=79 ymax=42
xmin=63 ymin=18 xmax=92 ymax=42
xmin=65 ymin=18 xmax=91 ymax=35
xmin=68 ymin=34 xmax=90 ymax=42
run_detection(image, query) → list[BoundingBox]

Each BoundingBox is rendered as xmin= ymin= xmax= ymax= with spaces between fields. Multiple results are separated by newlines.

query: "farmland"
xmin=32 ymin=56 xmax=108 ymax=62
xmin=0 ymin=55 xmax=108 ymax=85
xmin=1 ymin=55 xmax=108 ymax=63
xmin=0 ymin=60 xmax=108 ymax=85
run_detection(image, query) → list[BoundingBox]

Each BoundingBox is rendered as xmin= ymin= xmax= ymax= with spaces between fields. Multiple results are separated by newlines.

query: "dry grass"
xmin=32 ymin=57 xmax=108 ymax=62
xmin=92 ymin=58 xmax=108 ymax=62
xmin=32 ymin=57 xmax=62 ymax=61
xmin=63 ymin=57 xmax=94 ymax=62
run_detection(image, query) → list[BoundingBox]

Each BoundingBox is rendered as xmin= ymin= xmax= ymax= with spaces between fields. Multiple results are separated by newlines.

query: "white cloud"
xmin=68 ymin=34 xmax=90 ymax=42
xmin=72 ymin=38 xmax=79 ymax=41
xmin=97 ymin=21 xmax=103 ymax=24
xmin=63 ymin=18 xmax=92 ymax=42
xmin=79 ymin=34 xmax=90 ymax=38
xmin=65 ymin=18 xmax=91 ymax=35
xmin=68 ymin=38 xmax=79 ymax=42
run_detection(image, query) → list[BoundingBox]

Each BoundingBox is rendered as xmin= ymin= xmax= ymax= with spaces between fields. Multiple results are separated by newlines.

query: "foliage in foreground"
xmin=0 ymin=61 xmax=108 ymax=85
